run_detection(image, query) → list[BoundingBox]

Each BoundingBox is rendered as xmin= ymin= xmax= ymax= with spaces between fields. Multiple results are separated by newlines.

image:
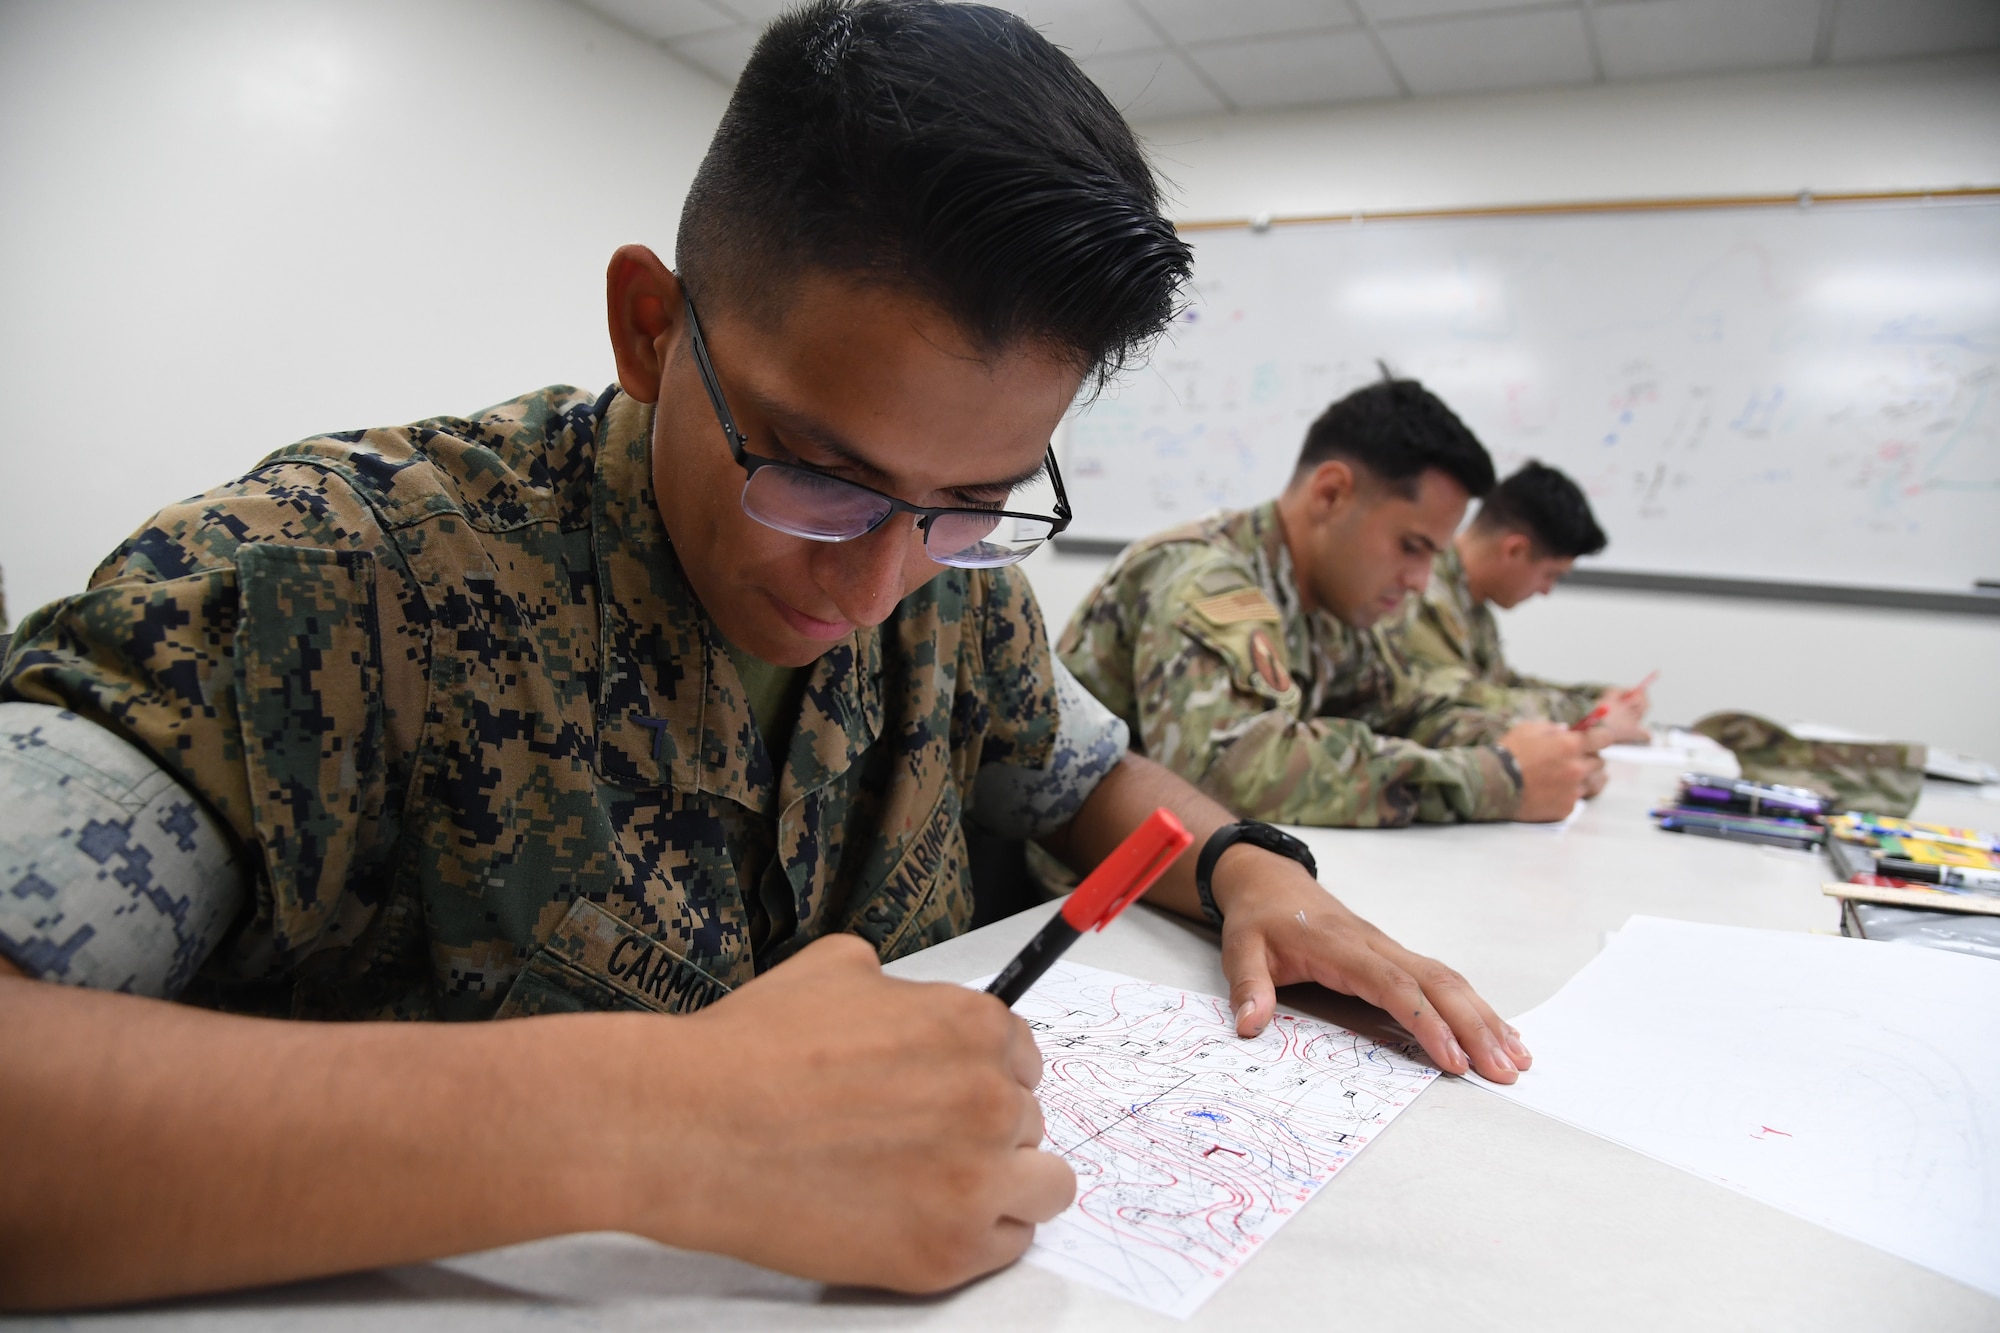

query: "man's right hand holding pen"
xmin=1575 ymin=670 xmax=1658 ymax=746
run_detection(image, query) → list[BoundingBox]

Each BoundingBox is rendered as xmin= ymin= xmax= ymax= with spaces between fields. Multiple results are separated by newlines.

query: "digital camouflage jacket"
xmin=1059 ymin=503 xmax=1522 ymax=827
xmin=1388 ymin=544 xmax=1604 ymax=725
xmin=1 ymin=386 xmax=1070 ymax=1020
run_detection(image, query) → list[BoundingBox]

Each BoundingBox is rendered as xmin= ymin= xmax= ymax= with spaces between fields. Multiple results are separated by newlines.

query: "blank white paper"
xmin=1479 ymin=916 xmax=2000 ymax=1299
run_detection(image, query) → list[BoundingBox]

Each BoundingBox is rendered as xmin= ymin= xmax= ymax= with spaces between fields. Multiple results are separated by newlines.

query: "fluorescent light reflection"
xmin=1340 ymin=272 xmax=1500 ymax=318
xmin=1808 ymin=270 xmax=2000 ymax=314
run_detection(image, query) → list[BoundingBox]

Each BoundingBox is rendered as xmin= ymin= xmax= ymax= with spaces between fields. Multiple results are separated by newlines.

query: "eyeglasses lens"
xmin=742 ymin=467 xmax=893 ymax=542
xmin=925 ymin=512 xmax=1056 ymax=568
xmin=741 ymin=462 xmax=1055 ymax=568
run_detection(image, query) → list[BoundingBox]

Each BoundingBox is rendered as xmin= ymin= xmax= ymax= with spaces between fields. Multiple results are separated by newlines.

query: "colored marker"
xmin=986 ymin=808 xmax=1193 ymax=1007
xmin=1830 ymin=813 xmax=2000 ymax=855
xmin=1874 ymin=858 xmax=2000 ymax=893
xmin=1656 ymin=815 xmax=1818 ymax=850
xmin=1571 ymin=670 xmax=1659 ymax=732
xmin=1679 ymin=775 xmax=1826 ymax=817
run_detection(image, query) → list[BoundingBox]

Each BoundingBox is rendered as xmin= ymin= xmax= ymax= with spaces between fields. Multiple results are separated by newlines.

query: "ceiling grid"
xmin=575 ymin=0 xmax=2000 ymax=119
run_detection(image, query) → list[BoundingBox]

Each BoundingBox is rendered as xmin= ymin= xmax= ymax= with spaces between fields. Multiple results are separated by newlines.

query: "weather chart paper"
xmin=976 ymin=962 xmax=1438 ymax=1318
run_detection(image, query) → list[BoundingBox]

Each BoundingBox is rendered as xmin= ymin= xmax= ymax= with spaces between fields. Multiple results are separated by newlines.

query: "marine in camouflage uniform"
xmin=1388 ymin=543 xmax=1606 ymax=725
xmin=0 ymin=384 xmax=1123 ymax=1018
xmin=1060 ymin=502 xmax=1525 ymax=827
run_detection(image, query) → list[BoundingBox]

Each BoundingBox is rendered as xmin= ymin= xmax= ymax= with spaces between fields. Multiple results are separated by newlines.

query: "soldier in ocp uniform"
xmin=1062 ymin=377 xmax=1611 ymax=828
xmin=0 ymin=0 xmax=1531 ymax=1310
xmin=1388 ymin=461 xmax=1651 ymax=738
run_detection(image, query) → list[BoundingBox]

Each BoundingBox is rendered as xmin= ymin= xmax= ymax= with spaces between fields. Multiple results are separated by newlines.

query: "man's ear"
xmin=1305 ymin=458 xmax=1358 ymax=517
xmin=1499 ymin=530 xmax=1535 ymax=564
xmin=606 ymin=245 xmax=686 ymax=405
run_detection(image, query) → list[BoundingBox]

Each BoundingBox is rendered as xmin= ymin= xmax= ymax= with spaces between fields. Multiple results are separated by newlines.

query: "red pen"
xmin=985 ymin=808 xmax=1193 ymax=1007
xmin=1571 ymin=670 xmax=1659 ymax=732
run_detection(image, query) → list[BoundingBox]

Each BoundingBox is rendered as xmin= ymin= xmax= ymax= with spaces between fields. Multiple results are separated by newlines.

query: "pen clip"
xmin=1062 ymin=808 xmax=1194 ymax=932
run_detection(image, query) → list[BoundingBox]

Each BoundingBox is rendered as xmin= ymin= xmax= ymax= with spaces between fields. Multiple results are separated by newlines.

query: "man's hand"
xmin=637 ymin=935 xmax=1073 ymax=1292
xmin=1500 ymin=719 xmax=1608 ymax=821
xmin=1588 ymin=687 xmax=1651 ymax=745
xmin=1047 ymin=753 xmax=1535 ymax=1089
xmin=1211 ymin=850 xmax=1532 ymax=1083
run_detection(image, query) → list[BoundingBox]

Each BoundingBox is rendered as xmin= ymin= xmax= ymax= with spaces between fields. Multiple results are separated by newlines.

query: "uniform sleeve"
xmin=0 ymin=463 xmax=425 ymax=973
xmin=1446 ymin=672 xmax=1604 ymax=725
xmin=0 ymin=703 xmax=246 ymax=997
xmin=970 ymin=661 xmax=1128 ymax=839
xmin=1390 ymin=583 xmax=1603 ymax=725
xmin=962 ymin=568 xmax=1126 ymax=839
xmin=1064 ymin=553 xmax=1520 ymax=828
xmin=1352 ymin=630 xmax=1514 ymax=751
xmin=1493 ymin=671 xmax=1607 ymax=725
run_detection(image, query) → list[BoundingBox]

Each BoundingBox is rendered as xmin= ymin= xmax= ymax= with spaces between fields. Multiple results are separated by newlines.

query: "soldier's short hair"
xmin=675 ymin=0 xmax=1191 ymax=394
xmin=1472 ymin=461 xmax=1608 ymax=558
xmin=1294 ymin=376 xmax=1496 ymax=500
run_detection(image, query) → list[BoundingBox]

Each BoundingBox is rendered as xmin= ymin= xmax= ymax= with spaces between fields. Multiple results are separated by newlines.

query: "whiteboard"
xmin=1063 ymin=199 xmax=2000 ymax=595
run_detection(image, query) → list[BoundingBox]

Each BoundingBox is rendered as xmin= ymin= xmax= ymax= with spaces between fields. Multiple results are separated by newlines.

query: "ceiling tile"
xmin=1357 ymin=0 xmax=1566 ymax=22
xmin=669 ymin=22 xmax=760 ymax=82
xmin=1829 ymin=0 xmax=2000 ymax=62
xmin=1377 ymin=8 xmax=1596 ymax=95
xmin=991 ymin=0 xmax=1163 ymax=59
xmin=1593 ymin=0 xmax=1820 ymax=80
xmin=1077 ymin=47 xmax=1230 ymax=118
xmin=574 ymin=0 xmax=737 ymax=43
xmin=1135 ymin=0 xmax=1357 ymax=47
xmin=1189 ymin=28 xmax=1401 ymax=110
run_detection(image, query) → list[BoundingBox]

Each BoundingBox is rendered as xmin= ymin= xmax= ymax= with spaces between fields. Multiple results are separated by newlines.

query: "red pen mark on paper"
xmin=1204 ymin=1145 xmax=1246 ymax=1159
xmin=1751 ymin=1126 xmax=1793 ymax=1140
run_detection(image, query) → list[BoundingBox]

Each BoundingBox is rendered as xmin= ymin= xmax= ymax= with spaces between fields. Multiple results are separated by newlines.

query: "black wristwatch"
xmin=1194 ymin=821 xmax=1318 ymax=927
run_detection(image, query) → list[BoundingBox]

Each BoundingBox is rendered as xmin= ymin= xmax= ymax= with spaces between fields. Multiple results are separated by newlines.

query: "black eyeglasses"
xmin=683 ymin=296 xmax=1071 ymax=569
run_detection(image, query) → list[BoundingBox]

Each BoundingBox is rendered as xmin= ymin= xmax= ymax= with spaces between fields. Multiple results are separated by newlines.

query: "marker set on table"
xmin=1650 ymin=774 xmax=1827 ymax=850
xmin=1823 ymin=813 xmax=2000 ymax=896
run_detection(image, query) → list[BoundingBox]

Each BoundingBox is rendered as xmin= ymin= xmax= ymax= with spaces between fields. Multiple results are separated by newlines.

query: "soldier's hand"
xmin=1500 ymin=720 xmax=1605 ymax=821
xmin=1213 ymin=852 xmax=1531 ymax=1084
xmin=1590 ymin=688 xmax=1651 ymax=745
xmin=619 ymin=934 xmax=1073 ymax=1292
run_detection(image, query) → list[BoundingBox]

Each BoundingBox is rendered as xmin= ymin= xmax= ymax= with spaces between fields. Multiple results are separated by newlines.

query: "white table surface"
xmin=21 ymin=765 xmax=1999 ymax=1331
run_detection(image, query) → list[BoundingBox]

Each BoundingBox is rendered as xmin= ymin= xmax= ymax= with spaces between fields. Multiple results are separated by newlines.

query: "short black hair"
xmin=1294 ymin=375 xmax=1495 ymax=500
xmin=1472 ymin=461 xmax=1608 ymax=558
xmin=675 ymin=0 xmax=1191 ymax=392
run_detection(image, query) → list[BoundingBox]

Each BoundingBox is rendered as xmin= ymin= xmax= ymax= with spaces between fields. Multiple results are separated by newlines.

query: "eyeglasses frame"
xmin=681 ymin=294 xmax=1073 ymax=565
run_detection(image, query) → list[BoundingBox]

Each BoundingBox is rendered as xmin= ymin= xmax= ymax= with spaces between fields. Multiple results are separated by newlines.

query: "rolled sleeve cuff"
xmin=0 ymin=702 xmax=246 ymax=997
xmin=970 ymin=661 xmax=1129 ymax=840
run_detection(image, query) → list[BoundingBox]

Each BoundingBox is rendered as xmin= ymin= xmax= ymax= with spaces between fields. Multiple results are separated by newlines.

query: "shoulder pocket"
xmin=1175 ymin=588 xmax=1299 ymax=708
xmin=233 ymin=545 xmax=386 ymax=956
xmin=494 ymin=896 xmax=733 ymax=1017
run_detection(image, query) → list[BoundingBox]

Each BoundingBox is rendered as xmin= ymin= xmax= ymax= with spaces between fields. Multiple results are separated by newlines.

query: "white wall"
xmin=1034 ymin=54 xmax=2000 ymax=762
xmin=0 ymin=0 xmax=729 ymax=624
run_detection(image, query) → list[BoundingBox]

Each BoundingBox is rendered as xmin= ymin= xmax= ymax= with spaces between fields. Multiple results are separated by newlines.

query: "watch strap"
xmin=1193 ymin=821 xmax=1319 ymax=926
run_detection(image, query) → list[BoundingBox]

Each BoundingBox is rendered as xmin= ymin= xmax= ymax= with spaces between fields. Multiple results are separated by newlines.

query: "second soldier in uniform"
xmin=1062 ymin=376 xmax=1609 ymax=827
xmin=1389 ymin=460 xmax=1651 ymax=739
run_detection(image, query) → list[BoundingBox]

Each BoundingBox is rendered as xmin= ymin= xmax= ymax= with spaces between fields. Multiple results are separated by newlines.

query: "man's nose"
xmin=823 ymin=517 xmax=924 ymax=627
